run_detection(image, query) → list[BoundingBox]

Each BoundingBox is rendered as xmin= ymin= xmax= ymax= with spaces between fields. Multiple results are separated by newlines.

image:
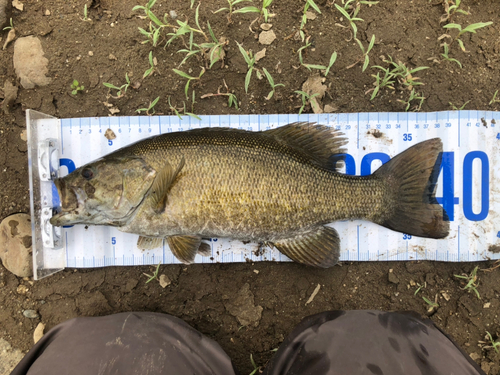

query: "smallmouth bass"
xmin=50 ymin=123 xmax=449 ymax=267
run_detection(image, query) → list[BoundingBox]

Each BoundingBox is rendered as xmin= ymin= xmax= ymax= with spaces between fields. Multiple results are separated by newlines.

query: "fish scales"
xmin=117 ymin=129 xmax=387 ymax=241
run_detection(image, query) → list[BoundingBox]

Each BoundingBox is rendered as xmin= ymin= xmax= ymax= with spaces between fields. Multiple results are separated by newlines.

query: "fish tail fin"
xmin=373 ymin=138 xmax=449 ymax=238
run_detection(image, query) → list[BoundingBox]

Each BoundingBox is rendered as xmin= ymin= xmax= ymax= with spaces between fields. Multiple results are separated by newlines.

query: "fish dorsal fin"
xmin=149 ymin=156 xmax=185 ymax=214
xmin=167 ymin=235 xmax=203 ymax=264
xmin=198 ymin=242 xmax=212 ymax=257
xmin=137 ymin=236 xmax=163 ymax=250
xmin=272 ymin=226 xmax=340 ymax=268
xmin=265 ymin=122 xmax=348 ymax=171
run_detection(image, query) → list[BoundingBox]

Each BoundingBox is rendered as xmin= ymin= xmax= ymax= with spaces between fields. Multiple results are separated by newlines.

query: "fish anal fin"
xmin=166 ymin=235 xmax=202 ymax=264
xmin=198 ymin=242 xmax=212 ymax=257
xmin=137 ymin=236 xmax=164 ymax=250
xmin=149 ymin=156 xmax=185 ymax=213
xmin=265 ymin=122 xmax=347 ymax=171
xmin=272 ymin=226 xmax=340 ymax=268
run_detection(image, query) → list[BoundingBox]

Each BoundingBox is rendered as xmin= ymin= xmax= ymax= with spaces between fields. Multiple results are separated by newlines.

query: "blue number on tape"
xmin=403 ymin=133 xmax=412 ymax=141
xmin=463 ymin=151 xmax=489 ymax=221
xmin=111 ymin=237 xmax=116 ymax=245
xmin=435 ymin=152 xmax=459 ymax=221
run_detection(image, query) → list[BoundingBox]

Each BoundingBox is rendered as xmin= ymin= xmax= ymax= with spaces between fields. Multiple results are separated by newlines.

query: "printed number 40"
xmin=403 ymin=133 xmax=412 ymax=141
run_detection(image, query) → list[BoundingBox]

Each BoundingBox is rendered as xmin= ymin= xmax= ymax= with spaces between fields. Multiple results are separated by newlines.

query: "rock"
xmin=16 ymin=284 xmax=28 ymax=295
xmin=159 ymin=274 xmax=171 ymax=288
xmin=259 ymin=30 xmax=276 ymax=45
xmin=0 ymin=0 xmax=11 ymax=29
xmin=169 ymin=10 xmax=177 ymax=19
xmin=260 ymin=23 xmax=273 ymax=31
xmin=1 ymin=81 xmax=18 ymax=114
xmin=255 ymin=48 xmax=266 ymax=62
xmin=0 ymin=213 xmax=33 ymax=277
xmin=0 ymin=338 xmax=24 ymax=374
xmin=305 ymin=11 xmax=317 ymax=20
xmin=13 ymin=36 xmax=51 ymax=89
xmin=324 ymin=104 xmax=337 ymax=113
xmin=469 ymin=352 xmax=481 ymax=361
xmin=388 ymin=269 xmax=399 ymax=284
xmin=23 ymin=309 xmax=39 ymax=319
xmin=2 ymin=28 xmax=15 ymax=50
xmin=33 ymin=322 xmax=45 ymax=344
xmin=12 ymin=0 xmax=23 ymax=11
xmin=224 ymin=283 xmax=263 ymax=327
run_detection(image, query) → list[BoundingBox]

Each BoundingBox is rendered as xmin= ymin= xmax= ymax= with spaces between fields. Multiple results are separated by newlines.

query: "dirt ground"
xmin=1 ymin=0 xmax=500 ymax=373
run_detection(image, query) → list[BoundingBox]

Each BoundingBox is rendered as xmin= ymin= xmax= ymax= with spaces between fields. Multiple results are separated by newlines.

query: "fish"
xmin=50 ymin=122 xmax=449 ymax=268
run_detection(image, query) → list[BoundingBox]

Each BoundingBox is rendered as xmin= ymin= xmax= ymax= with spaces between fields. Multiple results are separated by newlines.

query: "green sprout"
xmin=248 ymin=354 xmax=262 ymax=375
xmin=489 ymin=90 xmax=500 ymax=106
xmin=173 ymin=67 xmax=206 ymax=99
xmin=449 ymin=101 xmax=470 ymax=110
xmin=414 ymin=282 xmax=426 ymax=295
xmin=295 ymin=90 xmax=320 ymax=115
xmin=485 ymin=331 xmax=500 ymax=353
xmin=262 ymin=67 xmax=284 ymax=100
xmin=334 ymin=2 xmax=364 ymax=38
xmin=167 ymin=95 xmax=202 ymax=121
xmin=422 ymin=296 xmax=439 ymax=308
xmin=198 ymin=21 xmax=228 ymax=68
xmin=236 ymin=42 xmax=256 ymax=93
xmin=454 ymin=266 xmax=481 ymax=299
xmin=442 ymin=0 xmax=468 ymax=23
xmin=397 ymin=89 xmax=425 ymax=112
xmin=348 ymin=34 xmax=375 ymax=72
xmin=70 ymin=80 xmax=85 ymax=95
xmin=82 ymin=4 xmax=91 ymax=21
xmin=440 ymin=42 xmax=462 ymax=69
xmin=201 ymin=80 xmax=239 ymax=109
xmin=136 ymin=96 xmax=160 ymax=115
xmin=143 ymin=262 xmax=161 ymax=283
xmin=103 ymin=73 xmax=131 ymax=98
xmin=297 ymin=43 xmax=337 ymax=75
xmin=214 ymin=0 xmax=259 ymax=23
xmin=3 ymin=18 xmax=13 ymax=31
xmin=166 ymin=5 xmax=207 ymax=47
xmin=143 ymin=51 xmax=156 ymax=78
xmin=299 ymin=0 xmax=321 ymax=41
xmin=442 ymin=21 xmax=493 ymax=52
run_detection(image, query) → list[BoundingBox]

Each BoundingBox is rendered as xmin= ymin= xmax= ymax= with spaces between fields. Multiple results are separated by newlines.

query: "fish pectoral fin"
xmin=166 ymin=235 xmax=203 ymax=264
xmin=272 ymin=226 xmax=340 ymax=268
xmin=149 ymin=156 xmax=185 ymax=214
xmin=137 ymin=236 xmax=164 ymax=250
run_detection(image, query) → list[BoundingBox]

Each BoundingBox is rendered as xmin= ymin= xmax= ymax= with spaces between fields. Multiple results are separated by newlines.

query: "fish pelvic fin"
xmin=374 ymin=138 xmax=449 ymax=239
xmin=272 ymin=226 xmax=340 ymax=268
xmin=137 ymin=236 xmax=163 ymax=250
xmin=264 ymin=122 xmax=347 ymax=171
xmin=149 ymin=156 xmax=185 ymax=214
xmin=166 ymin=235 xmax=204 ymax=264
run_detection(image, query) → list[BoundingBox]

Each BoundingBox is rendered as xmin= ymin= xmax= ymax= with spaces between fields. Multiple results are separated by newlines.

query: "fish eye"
xmin=81 ymin=168 xmax=95 ymax=180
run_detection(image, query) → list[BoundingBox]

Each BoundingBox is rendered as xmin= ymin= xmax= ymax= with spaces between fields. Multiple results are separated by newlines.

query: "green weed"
xmin=295 ymin=90 xmax=320 ymax=114
xmin=248 ymin=354 xmax=262 ymax=375
xmin=201 ymin=80 xmax=239 ymax=109
xmin=485 ymin=331 xmax=500 ymax=353
xmin=143 ymin=51 xmax=156 ymax=78
xmin=441 ymin=43 xmax=462 ymax=68
xmin=454 ymin=266 xmax=481 ymax=299
xmin=262 ymin=67 xmax=284 ymax=100
xmin=334 ymin=0 xmax=378 ymax=39
xmin=215 ymin=0 xmax=259 ymax=23
xmin=449 ymin=100 xmax=470 ymax=110
xmin=173 ymin=67 xmax=206 ymax=99
xmin=297 ymin=43 xmax=337 ymax=75
xmin=136 ymin=96 xmax=160 ymax=115
xmin=70 ymin=80 xmax=84 ymax=95
xmin=346 ymin=34 xmax=375 ymax=72
xmin=2 ymin=18 xmax=13 ymax=31
xmin=103 ymin=73 xmax=131 ymax=98
xmin=397 ymin=89 xmax=425 ymax=112
xmin=299 ymin=0 xmax=321 ymax=41
xmin=489 ymin=90 xmax=500 ymax=106
xmin=236 ymin=42 xmax=256 ymax=93
xmin=143 ymin=262 xmax=161 ymax=283
xmin=422 ymin=295 xmax=439 ymax=308
xmin=441 ymin=0 xmax=468 ymax=23
xmin=443 ymin=21 xmax=492 ymax=52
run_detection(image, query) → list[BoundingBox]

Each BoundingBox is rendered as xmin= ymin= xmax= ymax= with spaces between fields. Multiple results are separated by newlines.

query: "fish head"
xmin=50 ymin=156 xmax=156 ymax=226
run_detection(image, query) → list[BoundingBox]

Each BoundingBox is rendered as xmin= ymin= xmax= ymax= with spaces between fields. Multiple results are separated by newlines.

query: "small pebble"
xmin=23 ymin=310 xmax=39 ymax=319
xmin=33 ymin=322 xmax=45 ymax=343
xmin=44 ymin=9 xmax=50 ymax=16
xmin=16 ymin=285 xmax=28 ymax=295
xmin=88 ymin=51 xmax=94 ymax=56
xmin=169 ymin=10 xmax=177 ymax=19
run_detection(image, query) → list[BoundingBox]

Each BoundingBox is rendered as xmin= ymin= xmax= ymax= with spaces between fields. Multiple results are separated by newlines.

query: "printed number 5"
xmin=403 ymin=133 xmax=412 ymax=141
xmin=111 ymin=237 xmax=116 ymax=245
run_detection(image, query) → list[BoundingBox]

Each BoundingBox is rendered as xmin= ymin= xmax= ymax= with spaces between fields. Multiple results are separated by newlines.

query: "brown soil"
xmin=1 ymin=0 xmax=499 ymax=373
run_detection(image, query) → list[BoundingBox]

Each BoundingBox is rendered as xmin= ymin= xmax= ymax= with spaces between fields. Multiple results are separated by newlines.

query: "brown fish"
xmin=50 ymin=123 xmax=449 ymax=267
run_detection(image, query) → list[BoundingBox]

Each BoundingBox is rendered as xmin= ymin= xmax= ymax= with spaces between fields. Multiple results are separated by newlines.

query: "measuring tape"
xmin=27 ymin=110 xmax=500 ymax=279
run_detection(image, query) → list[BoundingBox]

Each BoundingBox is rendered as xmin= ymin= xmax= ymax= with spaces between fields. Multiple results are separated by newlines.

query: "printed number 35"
xmin=403 ymin=133 xmax=412 ymax=141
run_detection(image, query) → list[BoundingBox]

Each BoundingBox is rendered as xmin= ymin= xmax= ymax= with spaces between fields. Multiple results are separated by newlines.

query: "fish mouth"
xmin=50 ymin=179 xmax=84 ymax=226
